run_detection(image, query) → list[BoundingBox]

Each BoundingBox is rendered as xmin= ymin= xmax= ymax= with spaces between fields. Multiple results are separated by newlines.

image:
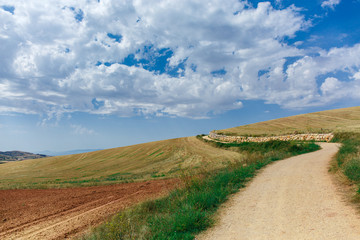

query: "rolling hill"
xmin=216 ymin=106 xmax=360 ymax=136
xmin=1 ymin=106 xmax=359 ymax=190
xmin=0 ymin=137 xmax=242 ymax=189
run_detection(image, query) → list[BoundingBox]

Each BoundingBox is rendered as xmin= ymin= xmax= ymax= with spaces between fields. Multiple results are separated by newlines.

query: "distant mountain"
xmin=0 ymin=151 xmax=48 ymax=163
xmin=39 ymin=149 xmax=103 ymax=156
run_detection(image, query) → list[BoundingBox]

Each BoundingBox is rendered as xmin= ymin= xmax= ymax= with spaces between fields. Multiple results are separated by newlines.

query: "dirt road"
xmin=198 ymin=143 xmax=360 ymax=240
xmin=0 ymin=179 xmax=179 ymax=240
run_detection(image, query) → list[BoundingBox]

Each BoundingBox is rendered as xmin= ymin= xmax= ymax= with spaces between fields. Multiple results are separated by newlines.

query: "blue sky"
xmin=0 ymin=0 xmax=359 ymax=153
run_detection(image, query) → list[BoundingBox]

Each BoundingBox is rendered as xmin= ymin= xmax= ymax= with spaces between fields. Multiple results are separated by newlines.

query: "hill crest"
xmin=216 ymin=106 xmax=360 ymax=136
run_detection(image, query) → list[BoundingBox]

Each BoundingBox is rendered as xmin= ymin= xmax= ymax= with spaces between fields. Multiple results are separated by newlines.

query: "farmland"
xmin=0 ymin=136 xmax=242 ymax=189
xmin=217 ymin=106 xmax=360 ymax=136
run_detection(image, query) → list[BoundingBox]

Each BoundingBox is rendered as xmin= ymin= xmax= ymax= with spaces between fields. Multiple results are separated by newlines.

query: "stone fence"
xmin=208 ymin=131 xmax=334 ymax=143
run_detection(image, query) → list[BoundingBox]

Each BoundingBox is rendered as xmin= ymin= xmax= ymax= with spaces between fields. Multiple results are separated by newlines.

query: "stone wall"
xmin=208 ymin=131 xmax=334 ymax=143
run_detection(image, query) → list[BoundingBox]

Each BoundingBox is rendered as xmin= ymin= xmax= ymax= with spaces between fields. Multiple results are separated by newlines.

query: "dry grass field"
xmin=0 ymin=137 xmax=242 ymax=189
xmin=217 ymin=106 xmax=360 ymax=136
xmin=1 ymin=106 xmax=359 ymax=190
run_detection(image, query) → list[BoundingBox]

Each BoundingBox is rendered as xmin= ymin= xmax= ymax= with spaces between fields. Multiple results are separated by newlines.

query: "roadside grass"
xmin=79 ymin=140 xmax=319 ymax=240
xmin=198 ymin=135 xmax=320 ymax=154
xmin=331 ymin=132 xmax=360 ymax=194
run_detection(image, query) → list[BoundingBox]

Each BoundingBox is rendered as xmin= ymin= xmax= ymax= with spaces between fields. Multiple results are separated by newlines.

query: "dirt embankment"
xmin=198 ymin=143 xmax=360 ymax=240
xmin=0 ymin=179 xmax=179 ymax=240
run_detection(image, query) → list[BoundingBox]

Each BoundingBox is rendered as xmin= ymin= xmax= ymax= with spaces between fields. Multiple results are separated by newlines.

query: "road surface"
xmin=198 ymin=143 xmax=360 ymax=240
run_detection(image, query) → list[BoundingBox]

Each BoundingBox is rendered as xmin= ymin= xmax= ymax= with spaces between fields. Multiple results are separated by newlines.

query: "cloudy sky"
xmin=0 ymin=0 xmax=359 ymax=153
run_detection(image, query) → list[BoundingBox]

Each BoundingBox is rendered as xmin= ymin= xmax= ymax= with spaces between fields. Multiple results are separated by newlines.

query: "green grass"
xmin=79 ymin=141 xmax=319 ymax=240
xmin=332 ymin=132 xmax=360 ymax=190
xmin=344 ymin=159 xmax=360 ymax=182
xmin=199 ymin=135 xmax=320 ymax=154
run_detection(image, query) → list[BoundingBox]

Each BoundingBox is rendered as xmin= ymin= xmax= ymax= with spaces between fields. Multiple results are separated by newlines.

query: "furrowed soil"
xmin=0 ymin=179 xmax=179 ymax=240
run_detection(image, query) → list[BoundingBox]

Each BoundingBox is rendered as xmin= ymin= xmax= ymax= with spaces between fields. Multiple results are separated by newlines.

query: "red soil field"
xmin=0 ymin=179 xmax=179 ymax=240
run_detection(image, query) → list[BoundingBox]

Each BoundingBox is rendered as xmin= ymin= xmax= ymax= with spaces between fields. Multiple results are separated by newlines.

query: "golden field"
xmin=217 ymin=106 xmax=360 ymax=136
xmin=1 ymin=106 xmax=359 ymax=189
xmin=0 ymin=137 xmax=242 ymax=189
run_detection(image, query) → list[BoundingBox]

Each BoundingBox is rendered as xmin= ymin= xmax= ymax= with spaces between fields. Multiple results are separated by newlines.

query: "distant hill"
xmin=39 ymin=149 xmax=103 ymax=156
xmin=217 ymin=106 xmax=360 ymax=136
xmin=0 ymin=151 xmax=48 ymax=163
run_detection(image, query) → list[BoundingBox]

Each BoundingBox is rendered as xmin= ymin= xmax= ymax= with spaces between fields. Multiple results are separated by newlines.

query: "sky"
xmin=0 ymin=0 xmax=359 ymax=153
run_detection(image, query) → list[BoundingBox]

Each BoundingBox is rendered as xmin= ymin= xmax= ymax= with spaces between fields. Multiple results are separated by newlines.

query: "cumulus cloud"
xmin=320 ymin=77 xmax=341 ymax=95
xmin=321 ymin=0 xmax=341 ymax=9
xmin=281 ymin=44 xmax=360 ymax=107
xmin=0 ymin=0 xmax=358 ymax=119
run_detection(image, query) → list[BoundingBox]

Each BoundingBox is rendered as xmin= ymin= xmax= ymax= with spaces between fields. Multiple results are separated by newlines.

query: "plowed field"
xmin=0 ymin=179 xmax=179 ymax=240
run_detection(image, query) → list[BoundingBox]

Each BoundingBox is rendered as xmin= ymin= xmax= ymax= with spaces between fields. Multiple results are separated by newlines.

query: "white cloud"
xmin=353 ymin=72 xmax=360 ymax=80
xmin=277 ymin=44 xmax=360 ymax=107
xmin=321 ymin=0 xmax=341 ymax=9
xmin=0 ymin=0 xmax=358 ymax=119
xmin=320 ymin=77 xmax=341 ymax=95
xmin=71 ymin=124 xmax=95 ymax=135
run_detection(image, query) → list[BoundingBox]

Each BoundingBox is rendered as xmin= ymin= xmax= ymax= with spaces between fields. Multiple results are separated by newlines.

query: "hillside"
xmin=0 ymin=137 xmax=242 ymax=189
xmin=0 ymin=151 xmax=47 ymax=163
xmin=1 ymin=106 xmax=359 ymax=190
xmin=217 ymin=106 xmax=360 ymax=136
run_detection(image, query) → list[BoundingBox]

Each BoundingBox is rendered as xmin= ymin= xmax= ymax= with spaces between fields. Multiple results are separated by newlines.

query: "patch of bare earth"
xmin=0 ymin=179 xmax=179 ymax=240
xmin=197 ymin=143 xmax=360 ymax=240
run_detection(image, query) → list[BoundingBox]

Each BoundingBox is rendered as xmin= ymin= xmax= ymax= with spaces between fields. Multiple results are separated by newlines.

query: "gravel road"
xmin=197 ymin=143 xmax=360 ymax=240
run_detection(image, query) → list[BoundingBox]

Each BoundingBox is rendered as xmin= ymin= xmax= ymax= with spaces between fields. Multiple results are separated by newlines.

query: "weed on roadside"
xmin=332 ymin=132 xmax=360 ymax=197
